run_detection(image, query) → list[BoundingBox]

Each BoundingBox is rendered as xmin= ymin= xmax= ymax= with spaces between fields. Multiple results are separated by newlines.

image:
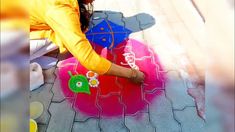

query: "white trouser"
xmin=30 ymin=39 xmax=58 ymax=60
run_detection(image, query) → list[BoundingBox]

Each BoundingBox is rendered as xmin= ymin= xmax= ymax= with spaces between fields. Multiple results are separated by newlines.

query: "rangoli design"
xmin=58 ymin=19 xmax=166 ymax=117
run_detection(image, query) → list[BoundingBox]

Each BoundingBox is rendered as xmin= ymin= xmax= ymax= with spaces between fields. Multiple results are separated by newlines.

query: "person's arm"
xmin=107 ymin=63 xmax=132 ymax=78
xmin=106 ymin=63 xmax=145 ymax=84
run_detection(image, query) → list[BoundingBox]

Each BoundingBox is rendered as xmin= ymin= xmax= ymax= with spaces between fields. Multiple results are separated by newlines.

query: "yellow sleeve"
xmin=44 ymin=4 xmax=111 ymax=75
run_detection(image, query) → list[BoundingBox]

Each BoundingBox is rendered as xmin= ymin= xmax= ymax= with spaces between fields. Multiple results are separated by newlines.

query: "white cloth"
xmin=30 ymin=39 xmax=58 ymax=90
xmin=30 ymin=39 xmax=58 ymax=60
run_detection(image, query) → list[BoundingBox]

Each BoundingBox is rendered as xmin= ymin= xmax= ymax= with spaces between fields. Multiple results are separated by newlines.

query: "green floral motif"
xmin=68 ymin=71 xmax=90 ymax=94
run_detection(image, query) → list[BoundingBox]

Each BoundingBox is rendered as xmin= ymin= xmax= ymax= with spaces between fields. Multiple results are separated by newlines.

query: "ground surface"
xmin=30 ymin=0 xmax=206 ymax=131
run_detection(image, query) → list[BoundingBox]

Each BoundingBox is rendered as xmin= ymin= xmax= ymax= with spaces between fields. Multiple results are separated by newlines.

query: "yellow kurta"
xmin=30 ymin=0 xmax=111 ymax=75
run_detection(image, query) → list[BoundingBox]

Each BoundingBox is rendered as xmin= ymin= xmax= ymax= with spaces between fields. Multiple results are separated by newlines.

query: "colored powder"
xmin=58 ymin=39 xmax=166 ymax=117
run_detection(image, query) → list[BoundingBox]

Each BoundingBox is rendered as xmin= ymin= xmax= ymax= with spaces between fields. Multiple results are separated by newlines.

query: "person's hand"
xmin=105 ymin=63 xmax=145 ymax=84
xmin=129 ymin=69 xmax=145 ymax=84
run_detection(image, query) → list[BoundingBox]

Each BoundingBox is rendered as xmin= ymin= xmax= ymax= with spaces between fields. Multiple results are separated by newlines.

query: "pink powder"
xmin=58 ymin=39 xmax=165 ymax=117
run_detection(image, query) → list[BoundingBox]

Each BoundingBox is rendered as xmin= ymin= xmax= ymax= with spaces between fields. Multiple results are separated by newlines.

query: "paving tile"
xmin=146 ymin=90 xmax=181 ymax=132
xmin=107 ymin=12 xmax=125 ymax=26
xmin=146 ymin=43 xmax=184 ymax=71
xmin=113 ymin=0 xmax=139 ymax=17
xmin=99 ymin=77 xmax=122 ymax=96
xmin=72 ymin=118 xmax=100 ymax=132
xmin=170 ymin=22 xmax=204 ymax=68
xmin=47 ymin=101 xmax=75 ymax=132
xmin=93 ymin=11 xmax=107 ymax=20
xmin=188 ymin=86 xmax=205 ymax=119
xmin=205 ymin=79 xmax=224 ymax=132
xmin=98 ymin=95 xmax=124 ymax=117
xmin=103 ymin=0 xmax=123 ymax=12
xmin=93 ymin=0 xmax=107 ymax=11
xmin=174 ymin=107 xmax=205 ymax=132
xmin=116 ymin=127 xmax=130 ymax=132
xmin=133 ymin=1 xmax=163 ymax=31
xmin=151 ymin=0 xmax=182 ymax=23
xmin=72 ymin=88 xmax=100 ymax=119
xmin=123 ymin=16 xmax=141 ymax=32
xmin=165 ymin=71 xmax=195 ymax=110
xmin=30 ymin=84 xmax=53 ymax=124
xmin=51 ymin=69 xmax=66 ymax=102
xmin=91 ymin=19 xmax=105 ymax=27
xmin=75 ymin=111 xmax=98 ymax=122
xmin=142 ymin=24 xmax=170 ymax=49
xmin=100 ymin=117 xmax=128 ymax=132
xmin=154 ymin=15 xmax=180 ymax=41
xmin=169 ymin=0 xmax=205 ymax=46
xmin=135 ymin=0 xmax=162 ymax=17
xmin=143 ymin=22 xmax=183 ymax=50
xmin=43 ymin=66 xmax=56 ymax=84
xmin=125 ymin=113 xmax=155 ymax=132
xmin=129 ymin=31 xmax=145 ymax=42
xmin=119 ymin=81 xmax=149 ymax=115
xmin=38 ymin=124 xmax=47 ymax=132
xmin=136 ymin=13 xmax=156 ymax=30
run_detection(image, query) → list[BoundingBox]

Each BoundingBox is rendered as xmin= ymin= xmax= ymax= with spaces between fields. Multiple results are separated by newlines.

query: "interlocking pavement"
xmin=30 ymin=0 xmax=206 ymax=131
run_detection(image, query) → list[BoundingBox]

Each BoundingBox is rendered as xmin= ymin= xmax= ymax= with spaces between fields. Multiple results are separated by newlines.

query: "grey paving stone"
xmin=129 ymin=31 xmax=145 ymax=42
xmin=30 ymin=84 xmax=53 ymax=124
xmin=205 ymin=79 xmax=223 ymax=132
xmin=51 ymin=69 xmax=66 ymax=102
xmin=100 ymin=117 xmax=128 ymax=132
xmin=72 ymin=118 xmax=100 ymax=132
xmin=113 ymin=0 xmax=139 ymax=17
xmin=165 ymin=71 xmax=195 ymax=110
xmin=136 ymin=13 xmax=156 ymax=30
xmin=43 ymin=66 xmax=56 ymax=84
xmin=107 ymin=12 xmax=125 ymax=26
xmin=140 ymin=24 xmax=156 ymax=31
xmin=174 ymin=107 xmax=205 ymax=132
xmin=75 ymin=111 xmax=98 ymax=122
xmin=93 ymin=11 xmax=107 ymax=20
xmin=91 ymin=19 xmax=105 ymax=27
xmin=38 ymin=124 xmax=47 ymax=132
xmin=125 ymin=113 xmax=155 ymax=132
xmin=147 ymin=90 xmax=181 ymax=132
xmin=117 ymin=127 xmax=130 ymax=132
xmin=123 ymin=16 xmax=141 ymax=32
xmin=47 ymin=101 xmax=75 ymax=132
